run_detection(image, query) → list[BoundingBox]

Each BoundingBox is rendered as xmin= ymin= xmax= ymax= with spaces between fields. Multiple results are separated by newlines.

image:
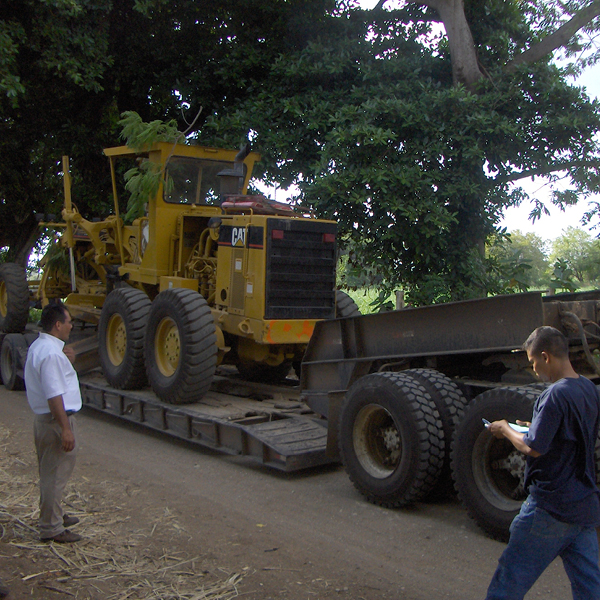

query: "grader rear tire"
xmin=1 ymin=333 xmax=27 ymax=390
xmin=145 ymin=288 xmax=217 ymax=404
xmin=339 ymin=372 xmax=444 ymax=507
xmin=98 ymin=288 xmax=151 ymax=389
xmin=335 ymin=290 xmax=360 ymax=318
xmin=451 ymin=386 xmax=537 ymax=541
xmin=0 ymin=263 xmax=29 ymax=333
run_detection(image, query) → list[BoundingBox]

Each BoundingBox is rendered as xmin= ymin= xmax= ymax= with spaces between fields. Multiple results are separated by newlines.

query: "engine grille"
xmin=265 ymin=219 xmax=337 ymax=320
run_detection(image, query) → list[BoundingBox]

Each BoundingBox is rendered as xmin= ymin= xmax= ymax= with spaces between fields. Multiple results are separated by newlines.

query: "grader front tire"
xmin=0 ymin=333 xmax=27 ymax=390
xmin=98 ymin=288 xmax=151 ymax=389
xmin=145 ymin=288 xmax=217 ymax=404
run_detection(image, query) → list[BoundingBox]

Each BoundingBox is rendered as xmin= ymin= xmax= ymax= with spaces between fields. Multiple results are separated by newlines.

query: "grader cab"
xmin=0 ymin=141 xmax=357 ymax=403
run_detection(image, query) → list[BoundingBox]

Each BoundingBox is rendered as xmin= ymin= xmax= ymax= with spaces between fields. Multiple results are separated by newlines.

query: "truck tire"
xmin=1 ymin=333 xmax=27 ymax=390
xmin=339 ymin=371 xmax=444 ymax=507
xmin=145 ymin=288 xmax=217 ymax=404
xmin=451 ymin=386 xmax=537 ymax=541
xmin=335 ymin=290 xmax=360 ymax=318
xmin=98 ymin=288 xmax=151 ymax=389
xmin=0 ymin=263 xmax=29 ymax=333
xmin=403 ymin=368 xmax=468 ymax=499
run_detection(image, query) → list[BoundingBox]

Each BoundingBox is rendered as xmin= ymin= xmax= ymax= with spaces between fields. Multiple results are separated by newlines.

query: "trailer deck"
xmin=79 ymin=371 xmax=333 ymax=472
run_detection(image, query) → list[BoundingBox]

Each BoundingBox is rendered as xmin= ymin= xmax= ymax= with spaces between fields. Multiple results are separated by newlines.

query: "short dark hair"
xmin=523 ymin=326 xmax=569 ymax=359
xmin=40 ymin=301 xmax=69 ymax=333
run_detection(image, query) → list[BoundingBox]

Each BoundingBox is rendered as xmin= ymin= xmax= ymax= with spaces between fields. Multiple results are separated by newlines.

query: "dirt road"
xmin=0 ymin=387 xmax=573 ymax=599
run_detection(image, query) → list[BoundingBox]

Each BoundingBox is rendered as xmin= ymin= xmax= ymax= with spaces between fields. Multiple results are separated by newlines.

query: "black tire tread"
xmin=335 ymin=290 xmax=360 ymax=318
xmin=98 ymin=287 xmax=151 ymax=389
xmin=0 ymin=263 xmax=29 ymax=333
xmin=451 ymin=386 xmax=538 ymax=540
xmin=340 ymin=371 xmax=444 ymax=507
xmin=1 ymin=333 xmax=27 ymax=390
xmin=146 ymin=288 xmax=217 ymax=404
xmin=403 ymin=368 xmax=468 ymax=498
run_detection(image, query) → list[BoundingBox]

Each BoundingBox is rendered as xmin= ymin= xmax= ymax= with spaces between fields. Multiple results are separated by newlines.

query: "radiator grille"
xmin=265 ymin=219 xmax=337 ymax=320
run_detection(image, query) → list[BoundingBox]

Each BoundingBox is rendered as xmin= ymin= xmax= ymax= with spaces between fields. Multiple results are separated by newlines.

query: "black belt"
xmin=65 ymin=410 xmax=78 ymax=416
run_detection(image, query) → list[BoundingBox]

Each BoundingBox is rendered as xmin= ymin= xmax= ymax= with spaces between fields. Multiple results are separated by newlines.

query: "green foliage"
xmin=549 ymin=257 xmax=579 ymax=293
xmin=118 ymin=111 xmax=182 ymax=220
xmin=43 ymin=240 xmax=69 ymax=275
xmin=29 ymin=307 xmax=42 ymax=324
xmin=549 ymin=226 xmax=600 ymax=285
xmin=201 ymin=12 xmax=600 ymax=303
xmin=119 ymin=111 xmax=183 ymax=151
xmin=487 ymin=230 xmax=550 ymax=291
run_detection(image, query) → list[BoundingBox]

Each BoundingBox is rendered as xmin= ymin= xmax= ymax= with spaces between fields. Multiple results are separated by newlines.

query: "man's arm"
xmin=63 ymin=345 xmax=76 ymax=364
xmin=47 ymin=396 xmax=75 ymax=452
xmin=487 ymin=420 xmax=541 ymax=457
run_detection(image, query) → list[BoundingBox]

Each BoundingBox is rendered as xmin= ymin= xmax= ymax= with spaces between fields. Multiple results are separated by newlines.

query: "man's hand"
xmin=487 ymin=419 xmax=509 ymax=439
xmin=487 ymin=418 xmax=540 ymax=457
xmin=48 ymin=396 xmax=76 ymax=452
xmin=60 ymin=427 xmax=76 ymax=452
xmin=63 ymin=345 xmax=76 ymax=364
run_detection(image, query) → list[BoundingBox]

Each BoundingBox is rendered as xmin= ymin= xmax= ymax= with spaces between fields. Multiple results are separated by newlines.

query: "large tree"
xmin=200 ymin=0 xmax=600 ymax=304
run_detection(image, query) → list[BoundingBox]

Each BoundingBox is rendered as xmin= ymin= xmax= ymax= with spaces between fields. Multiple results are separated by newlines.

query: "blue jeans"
xmin=486 ymin=496 xmax=600 ymax=600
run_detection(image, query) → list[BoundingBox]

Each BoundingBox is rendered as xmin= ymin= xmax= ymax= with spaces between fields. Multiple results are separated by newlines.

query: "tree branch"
xmin=495 ymin=158 xmax=600 ymax=185
xmin=508 ymin=0 xmax=600 ymax=68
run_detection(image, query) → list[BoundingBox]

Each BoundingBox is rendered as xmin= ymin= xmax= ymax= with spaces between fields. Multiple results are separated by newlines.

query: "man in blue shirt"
xmin=486 ymin=326 xmax=600 ymax=600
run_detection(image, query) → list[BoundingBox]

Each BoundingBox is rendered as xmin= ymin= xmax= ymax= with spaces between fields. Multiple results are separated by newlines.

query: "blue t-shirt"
xmin=523 ymin=376 xmax=600 ymax=526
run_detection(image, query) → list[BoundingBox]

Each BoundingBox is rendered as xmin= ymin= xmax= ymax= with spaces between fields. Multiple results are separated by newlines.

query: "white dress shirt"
xmin=24 ymin=333 xmax=82 ymax=414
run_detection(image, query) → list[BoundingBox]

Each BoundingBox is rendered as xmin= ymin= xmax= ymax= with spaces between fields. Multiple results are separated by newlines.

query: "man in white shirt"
xmin=24 ymin=302 xmax=82 ymax=543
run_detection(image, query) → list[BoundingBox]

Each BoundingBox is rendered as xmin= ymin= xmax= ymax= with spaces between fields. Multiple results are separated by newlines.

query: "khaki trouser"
xmin=33 ymin=413 xmax=78 ymax=539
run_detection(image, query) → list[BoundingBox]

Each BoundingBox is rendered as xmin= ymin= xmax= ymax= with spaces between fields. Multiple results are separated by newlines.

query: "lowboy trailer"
xmin=3 ymin=289 xmax=600 ymax=540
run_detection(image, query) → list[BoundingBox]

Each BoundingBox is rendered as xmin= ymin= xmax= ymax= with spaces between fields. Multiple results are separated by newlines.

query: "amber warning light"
xmin=323 ymin=233 xmax=335 ymax=243
xmin=272 ymin=229 xmax=284 ymax=240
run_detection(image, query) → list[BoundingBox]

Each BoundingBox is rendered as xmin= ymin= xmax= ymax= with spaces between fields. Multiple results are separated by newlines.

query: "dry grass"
xmin=0 ymin=424 xmax=249 ymax=599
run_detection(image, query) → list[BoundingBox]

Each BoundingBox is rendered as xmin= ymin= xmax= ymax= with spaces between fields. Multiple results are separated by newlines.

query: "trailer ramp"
xmin=80 ymin=374 xmax=332 ymax=472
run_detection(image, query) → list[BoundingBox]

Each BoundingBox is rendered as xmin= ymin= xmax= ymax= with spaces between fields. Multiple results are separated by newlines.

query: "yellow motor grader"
xmin=0 ymin=141 xmax=358 ymax=403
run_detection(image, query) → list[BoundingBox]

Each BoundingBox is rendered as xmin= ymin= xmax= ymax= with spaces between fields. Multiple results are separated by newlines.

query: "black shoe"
xmin=63 ymin=514 xmax=80 ymax=528
xmin=41 ymin=529 xmax=82 ymax=543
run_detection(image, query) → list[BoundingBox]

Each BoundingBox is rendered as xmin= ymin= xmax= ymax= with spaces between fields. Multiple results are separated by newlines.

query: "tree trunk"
xmin=417 ymin=0 xmax=484 ymax=87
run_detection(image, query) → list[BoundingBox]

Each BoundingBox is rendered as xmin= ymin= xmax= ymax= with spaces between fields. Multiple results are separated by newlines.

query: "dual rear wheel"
xmin=338 ymin=370 xmax=460 ymax=507
xmin=339 ymin=370 xmax=545 ymax=540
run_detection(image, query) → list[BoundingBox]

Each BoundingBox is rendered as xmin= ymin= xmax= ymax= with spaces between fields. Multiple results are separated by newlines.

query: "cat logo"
xmin=231 ymin=227 xmax=245 ymax=247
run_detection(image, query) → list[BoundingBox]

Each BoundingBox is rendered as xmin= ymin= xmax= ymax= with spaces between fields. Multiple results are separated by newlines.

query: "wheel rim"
xmin=106 ymin=314 xmax=127 ymax=367
xmin=154 ymin=316 xmax=180 ymax=377
xmin=471 ymin=430 xmax=526 ymax=511
xmin=0 ymin=281 xmax=7 ymax=318
xmin=353 ymin=403 xmax=401 ymax=479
